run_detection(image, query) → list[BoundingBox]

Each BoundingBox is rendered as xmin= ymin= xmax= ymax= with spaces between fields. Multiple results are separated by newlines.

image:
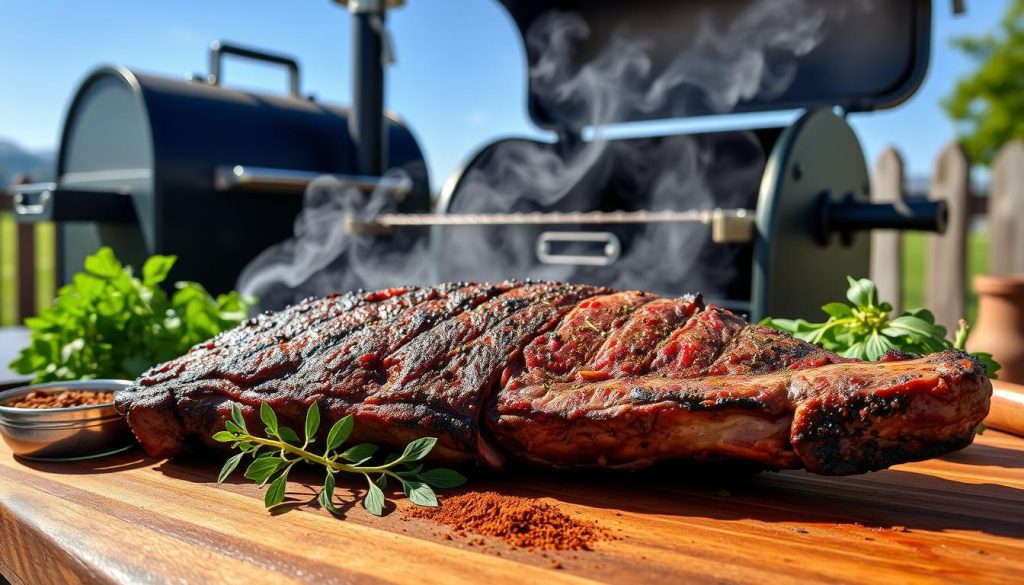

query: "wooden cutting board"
xmin=0 ymin=430 xmax=1022 ymax=585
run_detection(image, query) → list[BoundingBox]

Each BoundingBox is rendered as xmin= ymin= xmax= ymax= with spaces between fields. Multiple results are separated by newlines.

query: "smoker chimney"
xmin=341 ymin=0 xmax=401 ymax=176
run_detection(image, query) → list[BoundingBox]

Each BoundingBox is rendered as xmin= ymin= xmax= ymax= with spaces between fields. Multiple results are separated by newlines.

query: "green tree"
xmin=943 ymin=0 xmax=1024 ymax=166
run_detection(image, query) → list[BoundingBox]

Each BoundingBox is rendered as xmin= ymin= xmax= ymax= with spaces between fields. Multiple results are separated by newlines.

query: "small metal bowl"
xmin=0 ymin=380 xmax=136 ymax=461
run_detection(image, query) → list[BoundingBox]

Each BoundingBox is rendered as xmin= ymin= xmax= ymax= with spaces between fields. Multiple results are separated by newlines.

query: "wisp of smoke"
xmin=238 ymin=0 xmax=872 ymax=310
xmin=237 ymin=167 xmax=429 ymax=309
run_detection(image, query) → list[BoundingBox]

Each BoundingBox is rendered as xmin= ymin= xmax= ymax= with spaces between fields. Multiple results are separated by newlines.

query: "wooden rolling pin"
xmin=986 ymin=380 xmax=1024 ymax=437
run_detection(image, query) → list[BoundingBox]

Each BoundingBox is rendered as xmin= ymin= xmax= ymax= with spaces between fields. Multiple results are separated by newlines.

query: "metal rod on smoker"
xmin=345 ymin=208 xmax=757 ymax=243
xmin=350 ymin=0 xmax=386 ymax=176
xmin=358 ymin=209 xmax=742 ymax=225
xmin=213 ymin=165 xmax=412 ymax=197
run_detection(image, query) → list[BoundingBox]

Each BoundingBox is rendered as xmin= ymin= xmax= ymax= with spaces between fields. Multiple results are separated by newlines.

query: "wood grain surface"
xmin=0 ymin=429 xmax=1022 ymax=585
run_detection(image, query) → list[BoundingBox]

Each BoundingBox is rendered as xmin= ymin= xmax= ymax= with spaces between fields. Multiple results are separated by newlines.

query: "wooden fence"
xmin=0 ymin=189 xmax=56 ymax=326
xmin=0 ymin=194 xmax=49 ymax=325
xmin=870 ymin=140 xmax=1024 ymax=333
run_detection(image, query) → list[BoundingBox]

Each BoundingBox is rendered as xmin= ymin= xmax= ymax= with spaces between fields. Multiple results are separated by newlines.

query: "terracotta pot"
xmin=967 ymin=274 xmax=1024 ymax=384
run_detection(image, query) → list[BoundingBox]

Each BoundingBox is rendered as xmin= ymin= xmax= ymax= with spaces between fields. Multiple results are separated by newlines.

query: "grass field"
xmin=902 ymin=230 xmax=988 ymax=326
xmin=0 ymin=214 xmax=55 ymax=326
xmin=0 ymin=216 xmax=988 ymax=327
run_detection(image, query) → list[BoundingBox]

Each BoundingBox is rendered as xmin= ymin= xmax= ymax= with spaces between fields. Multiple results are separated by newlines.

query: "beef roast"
xmin=115 ymin=281 xmax=992 ymax=475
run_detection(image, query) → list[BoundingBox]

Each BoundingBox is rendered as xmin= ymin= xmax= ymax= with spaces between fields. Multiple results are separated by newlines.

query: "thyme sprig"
xmin=214 ymin=401 xmax=466 ymax=516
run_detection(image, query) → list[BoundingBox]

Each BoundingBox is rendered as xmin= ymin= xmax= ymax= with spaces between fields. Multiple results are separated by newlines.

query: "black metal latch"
xmin=13 ymin=183 xmax=137 ymax=224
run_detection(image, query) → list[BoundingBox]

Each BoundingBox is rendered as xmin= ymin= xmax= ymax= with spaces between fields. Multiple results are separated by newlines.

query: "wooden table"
xmin=0 ymin=429 xmax=1021 ymax=585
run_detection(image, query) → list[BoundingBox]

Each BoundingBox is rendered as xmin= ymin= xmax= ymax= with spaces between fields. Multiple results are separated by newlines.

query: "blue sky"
xmin=0 ymin=0 xmax=1008 ymax=190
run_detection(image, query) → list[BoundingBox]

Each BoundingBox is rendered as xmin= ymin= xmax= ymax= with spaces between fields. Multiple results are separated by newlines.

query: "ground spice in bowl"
xmin=4 ymin=390 xmax=115 ymax=409
xmin=404 ymin=491 xmax=612 ymax=551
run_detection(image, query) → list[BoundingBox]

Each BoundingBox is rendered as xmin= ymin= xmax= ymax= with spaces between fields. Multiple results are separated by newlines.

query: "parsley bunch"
xmin=762 ymin=276 xmax=1000 ymax=378
xmin=10 ymin=247 xmax=253 ymax=382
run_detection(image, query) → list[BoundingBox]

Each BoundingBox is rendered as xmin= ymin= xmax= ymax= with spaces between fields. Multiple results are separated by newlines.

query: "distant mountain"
xmin=0 ymin=139 xmax=55 ymax=187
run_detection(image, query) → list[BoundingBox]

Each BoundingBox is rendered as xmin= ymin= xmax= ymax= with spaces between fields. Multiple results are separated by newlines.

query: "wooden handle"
xmin=986 ymin=380 xmax=1024 ymax=437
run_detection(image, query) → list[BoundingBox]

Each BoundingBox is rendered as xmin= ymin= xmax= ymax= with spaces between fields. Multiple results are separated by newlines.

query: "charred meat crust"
xmin=789 ymin=350 xmax=991 ymax=475
xmin=490 ymin=349 xmax=990 ymax=473
xmin=114 ymin=386 xmax=186 ymax=459
xmin=116 ymin=283 xmax=993 ymax=476
xmin=118 ymin=281 xmax=610 ymax=463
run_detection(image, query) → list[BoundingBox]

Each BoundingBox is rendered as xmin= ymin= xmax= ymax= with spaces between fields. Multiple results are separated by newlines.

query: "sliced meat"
xmin=585 ymin=296 xmax=701 ymax=377
xmin=649 ymin=305 xmax=748 ymax=377
xmin=508 ymin=291 xmax=654 ymax=388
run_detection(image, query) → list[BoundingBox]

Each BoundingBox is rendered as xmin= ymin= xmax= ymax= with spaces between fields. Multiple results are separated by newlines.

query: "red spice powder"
xmin=404 ymin=491 xmax=611 ymax=551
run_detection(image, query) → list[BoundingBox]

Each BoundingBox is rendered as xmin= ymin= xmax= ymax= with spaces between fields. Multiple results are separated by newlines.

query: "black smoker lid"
xmin=498 ymin=0 xmax=931 ymax=131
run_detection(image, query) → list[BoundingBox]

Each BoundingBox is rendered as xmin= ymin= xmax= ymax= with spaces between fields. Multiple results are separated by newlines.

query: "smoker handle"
xmin=817 ymin=192 xmax=948 ymax=246
xmin=535 ymin=231 xmax=622 ymax=266
xmin=214 ymin=165 xmax=411 ymax=198
xmin=12 ymin=183 xmax=137 ymax=224
xmin=209 ymin=41 xmax=301 ymax=98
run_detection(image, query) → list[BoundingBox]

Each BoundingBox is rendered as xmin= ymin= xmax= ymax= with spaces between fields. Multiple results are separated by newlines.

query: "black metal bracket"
xmin=13 ymin=184 xmax=137 ymax=224
xmin=817 ymin=191 xmax=948 ymax=247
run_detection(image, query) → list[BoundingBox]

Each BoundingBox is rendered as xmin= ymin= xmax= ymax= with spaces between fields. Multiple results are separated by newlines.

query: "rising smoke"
xmin=236 ymin=167 xmax=432 ymax=308
xmin=238 ymin=0 xmax=873 ymax=310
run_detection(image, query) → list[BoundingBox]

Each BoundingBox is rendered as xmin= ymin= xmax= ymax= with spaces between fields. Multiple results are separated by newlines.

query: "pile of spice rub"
xmin=403 ymin=491 xmax=615 ymax=565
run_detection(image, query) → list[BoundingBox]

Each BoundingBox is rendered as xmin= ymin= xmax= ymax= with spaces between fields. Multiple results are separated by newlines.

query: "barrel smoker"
xmin=18 ymin=0 xmax=950 ymax=321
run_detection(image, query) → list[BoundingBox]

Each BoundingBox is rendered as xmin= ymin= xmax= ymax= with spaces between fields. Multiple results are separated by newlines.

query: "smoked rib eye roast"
xmin=115 ymin=281 xmax=992 ymax=475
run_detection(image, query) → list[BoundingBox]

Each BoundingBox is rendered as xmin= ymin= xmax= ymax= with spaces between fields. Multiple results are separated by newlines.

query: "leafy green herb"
xmin=215 ymin=402 xmax=467 ymax=516
xmin=762 ymin=276 xmax=1000 ymax=378
xmin=10 ymin=247 xmax=254 ymax=382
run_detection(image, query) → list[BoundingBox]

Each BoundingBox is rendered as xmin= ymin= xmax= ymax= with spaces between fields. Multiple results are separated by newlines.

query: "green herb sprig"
xmin=762 ymin=276 xmax=1000 ymax=378
xmin=215 ymin=402 xmax=467 ymax=516
xmin=10 ymin=247 xmax=253 ymax=382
